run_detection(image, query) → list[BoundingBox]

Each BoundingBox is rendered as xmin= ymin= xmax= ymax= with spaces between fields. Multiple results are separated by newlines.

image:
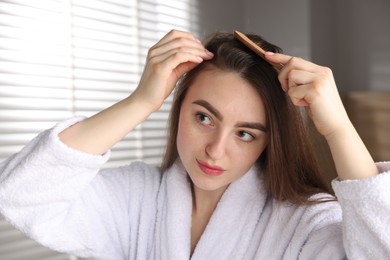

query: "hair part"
xmin=161 ymin=31 xmax=333 ymax=205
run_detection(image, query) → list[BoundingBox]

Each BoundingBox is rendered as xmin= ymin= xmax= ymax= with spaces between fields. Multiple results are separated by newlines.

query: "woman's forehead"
xmin=186 ymin=68 xmax=258 ymax=100
xmin=184 ymin=69 xmax=266 ymax=122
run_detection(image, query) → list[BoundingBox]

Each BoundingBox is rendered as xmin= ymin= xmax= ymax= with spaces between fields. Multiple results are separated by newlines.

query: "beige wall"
xmin=311 ymin=0 xmax=390 ymax=92
xmin=198 ymin=0 xmax=311 ymax=59
xmin=197 ymin=0 xmax=244 ymax=38
xmin=198 ymin=0 xmax=390 ymax=91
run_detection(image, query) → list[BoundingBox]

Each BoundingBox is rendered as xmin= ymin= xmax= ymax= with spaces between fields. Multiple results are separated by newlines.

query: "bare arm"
xmin=59 ymin=30 xmax=213 ymax=155
xmin=265 ymin=52 xmax=377 ymax=180
xmin=59 ymin=96 xmax=154 ymax=155
xmin=324 ymin=122 xmax=377 ymax=180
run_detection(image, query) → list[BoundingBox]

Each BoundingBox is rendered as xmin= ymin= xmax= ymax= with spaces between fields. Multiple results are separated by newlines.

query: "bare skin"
xmin=190 ymin=187 xmax=223 ymax=254
xmin=59 ymin=30 xmax=378 ymax=254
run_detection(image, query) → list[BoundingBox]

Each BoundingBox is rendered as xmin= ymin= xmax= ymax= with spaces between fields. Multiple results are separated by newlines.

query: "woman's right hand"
xmin=132 ymin=29 xmax=214 ymax=111
xmin=58 ymin=30 xmax=213 ymax=155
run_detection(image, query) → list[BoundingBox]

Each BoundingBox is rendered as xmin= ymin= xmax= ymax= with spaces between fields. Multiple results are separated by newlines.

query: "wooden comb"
xmin=234 ymin=30 xmax=283 ymax=72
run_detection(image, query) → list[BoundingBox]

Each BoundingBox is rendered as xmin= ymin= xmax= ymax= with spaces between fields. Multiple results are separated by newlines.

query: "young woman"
xmin=0 ymin=30 xmax=389 ymax=259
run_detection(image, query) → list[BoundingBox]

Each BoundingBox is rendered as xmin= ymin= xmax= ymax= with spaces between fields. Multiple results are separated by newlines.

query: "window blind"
xmin=0 ymin=0 xmax=199 ymax=259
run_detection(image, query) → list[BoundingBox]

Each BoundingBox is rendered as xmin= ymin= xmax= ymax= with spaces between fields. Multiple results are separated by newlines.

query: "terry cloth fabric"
xmin=0 ymin=117 xmax=390 ymax=259
xmin=332 ymin=162 xmax=390 ymax=259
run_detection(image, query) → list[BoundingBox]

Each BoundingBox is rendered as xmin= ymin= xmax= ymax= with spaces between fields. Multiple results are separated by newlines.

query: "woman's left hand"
xmin=265 ymin=52 xmax=378 ymax=180
xmin=265 ymin=52 xmax=350 ymax=139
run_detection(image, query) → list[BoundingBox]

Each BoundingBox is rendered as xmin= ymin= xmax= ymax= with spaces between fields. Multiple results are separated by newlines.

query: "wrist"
xmin=129 ymin=88 xmax=166 ymax=113
xmin=125 ymin=92 xmax=161 ymax=115
xmin=324 ymin=121 xmax=355 ymax=144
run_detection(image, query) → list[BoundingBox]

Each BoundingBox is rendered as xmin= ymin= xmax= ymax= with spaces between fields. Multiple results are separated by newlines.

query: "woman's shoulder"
xmin=97 ymin=161 xmax=163 ymax=194
xmin=121 ymin=160 xmax=162 ymax=175
xmin=271 ymin=193 xmax=342 ymax=230
xmin=123 ymin=160 xmax=163 ymax=184
xmin=304 ymin=193 xmax=342 ymax=221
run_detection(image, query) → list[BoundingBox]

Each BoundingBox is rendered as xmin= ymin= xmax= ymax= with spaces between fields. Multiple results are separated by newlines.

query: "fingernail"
xmin=196 ymin=38 xmax=202 ymax=43
xmin=265 ymin=51 xmax=275 ymax=56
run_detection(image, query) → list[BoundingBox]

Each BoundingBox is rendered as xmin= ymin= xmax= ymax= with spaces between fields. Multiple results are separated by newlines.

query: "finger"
xmin=264 ymin=52 xmax=318 ymax=71
xmin=153 ymin=29 xmax=200 ymax=49
xmin=280 ymin=60 xmax=317 ymax=92
xmin=264 ymin=52 xmax=293 ymax=65
xmin=287 ymin=69 xmax=318 ymax=90
xmin=287 ymin=84 xmax=313 ymax=107
xmin=149 ymin=38 xmax=213 ymax=61
xmin=163 ymin=51 xmax=205 ymax=69
xmin=174 ymin=61 xmax=200 ymax=78
xmin=165 ymin=53 xmax=204 ymax=87
xmin=287 ymin=70 xmax=322 ymax=106
xmin=159 ymin=46 xmax=213 ymax=63
xmin=151 ymin=51 xmax=204 ymax=80
xmin=264 ymin=53 xmax=297 ymax=91
xmin=266 ymin=53 xmax=322 ymax=91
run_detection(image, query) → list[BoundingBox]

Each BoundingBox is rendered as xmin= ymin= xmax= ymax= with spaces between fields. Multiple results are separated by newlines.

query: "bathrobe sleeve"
xmin=295 ymin=162 xmax=390 ymax=260
xmin=0 ymin=117 xmax=161 ymax=260
xmin=331 ymin=162 xmax=390 ymax=259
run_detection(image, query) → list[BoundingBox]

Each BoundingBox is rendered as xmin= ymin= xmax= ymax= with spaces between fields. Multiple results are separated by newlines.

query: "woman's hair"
xmin=161 ymin=31 xmax=333 ymax=205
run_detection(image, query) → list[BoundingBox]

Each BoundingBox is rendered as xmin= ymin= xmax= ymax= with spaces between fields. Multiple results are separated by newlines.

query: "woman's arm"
xmin=0 ymin=123 xmax=162 ymax=259
xmin=59 ymin=29 xmax=213 ymax=155
xmin=0 ymin=29 xmax=213 ymax=258
xmin=265 ymin=51 xmax=390 ymax=258
xmin=265 ymin=52 xmax=377 ymax=180
xmin=324 ymin=121 xmax=377 ymax=180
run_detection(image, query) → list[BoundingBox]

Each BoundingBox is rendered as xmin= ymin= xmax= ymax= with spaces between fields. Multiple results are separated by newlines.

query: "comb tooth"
xmin=234 ymin=30 xmax=283 ymax=72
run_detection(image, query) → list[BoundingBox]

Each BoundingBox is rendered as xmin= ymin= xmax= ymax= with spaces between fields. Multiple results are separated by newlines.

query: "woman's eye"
xmin=238 ymin=131 xmax=255 ymax=142
xmin=196 ymin=113 xmax=212 ymax=125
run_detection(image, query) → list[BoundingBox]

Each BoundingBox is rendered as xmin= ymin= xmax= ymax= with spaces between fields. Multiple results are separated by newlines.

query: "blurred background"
xmin=0 ymin=0 xmax=389 ymax=259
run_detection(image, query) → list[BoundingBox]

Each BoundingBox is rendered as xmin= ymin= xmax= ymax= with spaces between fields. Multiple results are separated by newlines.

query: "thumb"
xmin=264 ymin=52 xmax=293 ymax=64
xmin=174 ymin=61 xmax=200 ymax=78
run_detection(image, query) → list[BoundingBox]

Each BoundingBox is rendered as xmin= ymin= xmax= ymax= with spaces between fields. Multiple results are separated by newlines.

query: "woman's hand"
xmin=133 ymin=29 xmax=214 ymax=111
xmin=265 ymin=52 xmax=349 ymax=139
xmin=265 ymin=52 xmax=377 ymax=180
xmin=59 ymin=30 xmax=213 ymax=155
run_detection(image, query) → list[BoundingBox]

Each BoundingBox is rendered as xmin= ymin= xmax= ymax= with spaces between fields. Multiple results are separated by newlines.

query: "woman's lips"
xmin=196 ymin=159 xmax=225 ymax=176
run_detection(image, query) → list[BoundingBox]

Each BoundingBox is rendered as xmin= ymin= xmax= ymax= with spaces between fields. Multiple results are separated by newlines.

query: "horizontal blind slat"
xmin=74 ymin=79 xmax=137 ymax=91
xmin=74 ymin=0 xmax=136 ymax=16
xmin=0 ymin=2 xmax=64 ymax=22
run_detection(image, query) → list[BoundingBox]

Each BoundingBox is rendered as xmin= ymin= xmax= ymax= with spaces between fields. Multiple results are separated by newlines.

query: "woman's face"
xmin=177 ymin=68 xmax=268 ymax=193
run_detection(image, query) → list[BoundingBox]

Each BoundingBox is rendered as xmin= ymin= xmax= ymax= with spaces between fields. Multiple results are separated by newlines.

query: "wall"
xmin=310 ymin=0 xmax=390 ymax=173
xmin=197 ymin=0 xmax=244 ymax=38
xmin=242 ymin=0 xmax=311 ymax=59
xmin=198 ymin=0 xmax=311 ymax=59
xmin=198 ymin=0 xmax=390 ymax=91
xmin=311 ymin=0 xmax=390 ymax=92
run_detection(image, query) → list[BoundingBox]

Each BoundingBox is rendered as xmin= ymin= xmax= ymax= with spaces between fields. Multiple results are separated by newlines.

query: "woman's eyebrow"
xmin=192 ymin=99 xmax=223 ymax=121
xmin=236 ymin=122 xmax=267 ymax=132
xmin=192 ymin=99 xmax=267 ymax=132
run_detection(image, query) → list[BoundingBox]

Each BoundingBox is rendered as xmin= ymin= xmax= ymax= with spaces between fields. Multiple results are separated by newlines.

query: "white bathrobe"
xmin=0 ymin=117 xmax=389 ymax=260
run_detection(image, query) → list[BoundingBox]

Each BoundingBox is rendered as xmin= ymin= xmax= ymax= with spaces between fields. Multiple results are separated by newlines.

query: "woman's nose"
xmin=205 ymin=132 xmax=227 ymax=160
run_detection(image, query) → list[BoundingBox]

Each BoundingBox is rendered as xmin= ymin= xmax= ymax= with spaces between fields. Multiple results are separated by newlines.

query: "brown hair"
xmin=161 ymin=31 xmax=333 ymax=205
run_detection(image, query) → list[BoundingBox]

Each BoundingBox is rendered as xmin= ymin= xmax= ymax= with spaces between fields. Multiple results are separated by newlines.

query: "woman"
xmin=0 ymin=30 xmax=389 ymax=259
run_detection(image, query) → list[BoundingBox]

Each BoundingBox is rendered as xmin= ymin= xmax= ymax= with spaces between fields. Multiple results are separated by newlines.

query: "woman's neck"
xmin=191 ymin=184 xmax=227 ymax=213
xmin=190 ymin=184 xmax=228 ymax=255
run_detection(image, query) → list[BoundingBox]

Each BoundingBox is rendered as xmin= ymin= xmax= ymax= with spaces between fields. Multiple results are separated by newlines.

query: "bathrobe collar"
xmin=152 ymin=159 xmax=267 ymax=260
